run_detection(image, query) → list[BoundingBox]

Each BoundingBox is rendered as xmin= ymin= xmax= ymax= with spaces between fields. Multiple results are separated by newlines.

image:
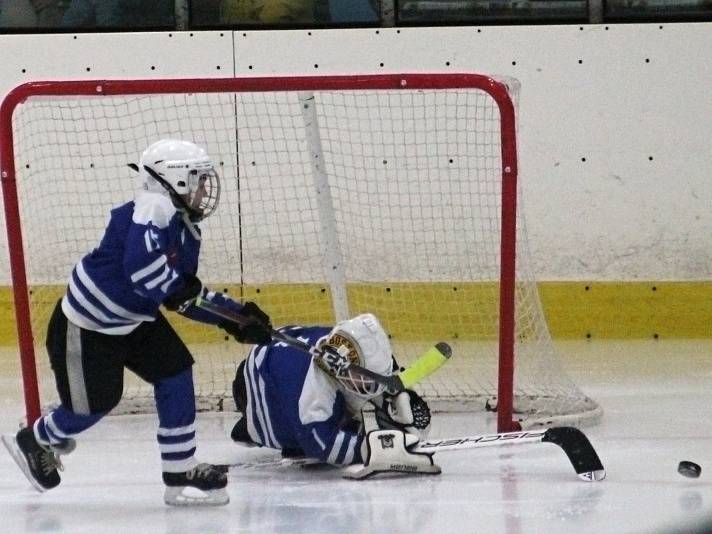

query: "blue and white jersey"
xmin=242 ymin=325 xmax=366 ymax=465
xmin=62 ymin=190 xmax=241 ymax=334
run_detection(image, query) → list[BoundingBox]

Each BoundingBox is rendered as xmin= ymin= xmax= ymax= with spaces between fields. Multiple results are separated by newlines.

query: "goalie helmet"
xmin=317 ymin=313 xmax=393 ymax=398
xmin=138 ymin=139 xmax=220 ymax=222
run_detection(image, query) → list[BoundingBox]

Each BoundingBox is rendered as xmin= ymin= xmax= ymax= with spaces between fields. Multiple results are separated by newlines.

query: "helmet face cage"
xmin=184 ymin=165 xmax=220 ymax=221
xmin=319 ymin=333 xmax=387 ymax=399
xmin=161 ymin=159 xmax=220 ymax=222
xmin=338 ymin=367 xmax=386 ymax=398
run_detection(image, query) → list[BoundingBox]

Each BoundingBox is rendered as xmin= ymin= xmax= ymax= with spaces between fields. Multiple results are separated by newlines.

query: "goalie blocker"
xmin=343 ymin=430 xmax=441 ymax=480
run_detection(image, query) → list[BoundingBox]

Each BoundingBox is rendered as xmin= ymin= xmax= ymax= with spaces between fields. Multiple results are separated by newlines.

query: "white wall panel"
xmin=0 ymin=31 xmax=233 ymax=81
xmin=234 ymin=24 xmax=712 ymax=280
xmin=1 ymin=25 xmax=711 ymax=283
xmin=0 ymin=31 xmax=235 ymax=285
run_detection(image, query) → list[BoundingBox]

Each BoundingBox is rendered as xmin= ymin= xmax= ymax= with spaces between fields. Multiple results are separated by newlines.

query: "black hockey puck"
xmin=678 ymin=461 xmax=701 ymax=478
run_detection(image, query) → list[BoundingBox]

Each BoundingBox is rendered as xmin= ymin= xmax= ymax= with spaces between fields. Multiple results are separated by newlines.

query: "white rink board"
xmin=0 ymin=24 xmax=711 ymax=283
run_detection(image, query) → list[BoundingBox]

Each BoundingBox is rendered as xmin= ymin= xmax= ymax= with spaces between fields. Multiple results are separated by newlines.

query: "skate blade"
xmin=164 ymin=485 xmax=229 ymax=506
xmin=1 ymin=433 xmax=47 ymax=493
xmin=578 ymin=469 xmax=606 ymax=482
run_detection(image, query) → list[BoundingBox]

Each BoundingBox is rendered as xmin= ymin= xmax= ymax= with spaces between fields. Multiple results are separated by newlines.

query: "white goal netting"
xmin=4 ymin=76 xmax=601 ymax=428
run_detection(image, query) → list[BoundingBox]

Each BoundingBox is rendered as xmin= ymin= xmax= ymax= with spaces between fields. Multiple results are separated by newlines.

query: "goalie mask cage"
xmin=0 ymin=74 xmax=601 ymax=432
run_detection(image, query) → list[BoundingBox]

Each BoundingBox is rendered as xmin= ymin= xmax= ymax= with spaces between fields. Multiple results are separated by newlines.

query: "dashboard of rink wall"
xmin=0 ymin=24 xmax=710 ymax=343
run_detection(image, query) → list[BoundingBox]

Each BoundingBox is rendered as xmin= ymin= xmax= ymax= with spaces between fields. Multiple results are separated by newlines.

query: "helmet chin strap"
xmin=134 ymin=164 xmax=204 ymax=240
xmin=181 ymin=211 xmax=201 ymax=241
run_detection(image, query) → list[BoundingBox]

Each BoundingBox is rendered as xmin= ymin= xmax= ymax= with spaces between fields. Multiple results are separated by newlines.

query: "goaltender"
xmin=229 ymin=313 xmax=441 ymax=478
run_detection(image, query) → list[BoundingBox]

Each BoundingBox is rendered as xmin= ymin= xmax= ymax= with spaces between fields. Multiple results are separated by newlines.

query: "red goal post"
xmin=0 ymin=74 xmax=599 ymax=432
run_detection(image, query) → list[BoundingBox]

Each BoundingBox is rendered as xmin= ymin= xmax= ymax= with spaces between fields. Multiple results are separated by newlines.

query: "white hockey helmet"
xmin=317 ymin=313 xmax=393 ymax=398
xmin=138 ymin=139 xmax=220 ymax=222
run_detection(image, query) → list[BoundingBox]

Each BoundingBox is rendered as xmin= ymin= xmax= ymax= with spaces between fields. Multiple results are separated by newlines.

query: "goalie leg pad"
xmin=343 ymin=430 xmax=441 ymax=480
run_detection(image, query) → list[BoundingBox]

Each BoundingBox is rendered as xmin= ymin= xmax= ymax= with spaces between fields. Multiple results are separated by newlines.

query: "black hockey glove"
xmin=219 ymin=302 xmax=272 ymax=344
xmin=163 ymin=273 xmax=202 ymax=312
xmin=373 ymin=389 xmax=432 ymax=439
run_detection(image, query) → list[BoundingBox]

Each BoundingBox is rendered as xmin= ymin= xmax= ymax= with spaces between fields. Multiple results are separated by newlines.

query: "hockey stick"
xmin=221 ymin=427 xmax=605 ymax=482
xmin=194 ymin=295 xmax=451 ymax=394
xmin=415 ymin=427 xmax=605 ymax=481
xmin=218 ymin=454 xmax=322 ymax=470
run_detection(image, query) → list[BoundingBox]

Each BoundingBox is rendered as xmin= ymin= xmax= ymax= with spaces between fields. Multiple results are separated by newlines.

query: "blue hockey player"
xmin=230 ymin=313 xmax=440 ymax=478
xmin=2 ymin=139 xmax=272 ymax=506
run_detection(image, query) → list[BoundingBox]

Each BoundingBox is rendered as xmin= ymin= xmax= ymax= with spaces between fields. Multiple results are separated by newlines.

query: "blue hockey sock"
xmin=154 ymin=368 xmax=198 ymax=473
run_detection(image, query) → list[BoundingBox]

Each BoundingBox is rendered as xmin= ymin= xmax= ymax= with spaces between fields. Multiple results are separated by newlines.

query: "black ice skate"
xmin=163 ymin=463 xmax=229 ymax=506
xmin=2 ymin=427 xmax=75 ymax=492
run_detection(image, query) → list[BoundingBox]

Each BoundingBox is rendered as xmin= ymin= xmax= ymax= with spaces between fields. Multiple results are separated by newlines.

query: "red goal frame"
xmin=0 ymin=74 xmax=519 ymax=432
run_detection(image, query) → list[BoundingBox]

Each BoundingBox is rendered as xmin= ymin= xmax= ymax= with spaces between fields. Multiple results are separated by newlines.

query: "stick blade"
xmin=542 ymin=427 xmax=606 ymax=482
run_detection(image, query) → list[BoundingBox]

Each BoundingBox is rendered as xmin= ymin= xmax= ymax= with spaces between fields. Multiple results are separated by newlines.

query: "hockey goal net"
xmin=0 ymin=74 xmax=601 ymax=431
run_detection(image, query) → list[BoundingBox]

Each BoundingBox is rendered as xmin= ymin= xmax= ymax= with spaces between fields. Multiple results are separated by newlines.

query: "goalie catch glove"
xmin=219 ymin=302 xmax=272 ymax=344
xmin=163 ymin=273 xmax=203 ymax=312
xmin=373 ymin=389 xmax=432 ymax=440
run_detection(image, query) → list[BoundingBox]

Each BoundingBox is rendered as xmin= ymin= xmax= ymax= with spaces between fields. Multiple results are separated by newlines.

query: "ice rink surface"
xmin=1 ymin=339 xmax=711 ymax=534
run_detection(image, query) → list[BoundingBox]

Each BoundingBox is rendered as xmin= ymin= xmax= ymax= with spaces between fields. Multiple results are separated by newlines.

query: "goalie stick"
xmin=415 ymin=426 xmax=605 ymax=481
xmin=194 ymin=295 xmax=452 ymax=394
xmin=220 ymin=427 xmax=605 ymax=482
